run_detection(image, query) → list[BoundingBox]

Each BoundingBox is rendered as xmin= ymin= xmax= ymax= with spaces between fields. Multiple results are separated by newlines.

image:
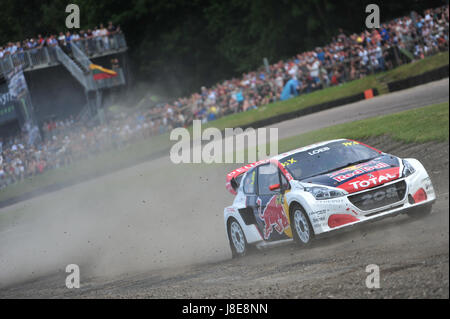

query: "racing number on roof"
xmin=342 ymin=141 xmax=359 ymax=147
xmin=281 ymin=158 xmax=297 ymax=167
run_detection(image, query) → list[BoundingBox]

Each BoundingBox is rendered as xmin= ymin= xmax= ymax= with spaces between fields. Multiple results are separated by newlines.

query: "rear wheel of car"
xmin=290 ymin=204 xmax=314 ymax=247
xmin=407 ymin=203 xmax=433 ymax=219
xmin=227 ymin=218 xmax=248 ymax=258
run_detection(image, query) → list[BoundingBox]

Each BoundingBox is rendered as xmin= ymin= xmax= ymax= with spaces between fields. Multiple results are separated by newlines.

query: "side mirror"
xmin=269 ymin=183 xmax=281 ymax=191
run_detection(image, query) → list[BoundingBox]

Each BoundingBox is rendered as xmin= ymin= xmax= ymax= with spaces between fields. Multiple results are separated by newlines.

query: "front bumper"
xmin=300 ymin=160 xmax=436 ymax=236
xmin=315 ymin=199 xmax=435 ymax=238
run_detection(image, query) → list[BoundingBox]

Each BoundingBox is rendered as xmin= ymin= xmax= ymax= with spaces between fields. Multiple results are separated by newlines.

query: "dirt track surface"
xmin=0 ymin=79 xmax=448 ymax=298
xmin=0 ymin=136 xmax=448 ymax=299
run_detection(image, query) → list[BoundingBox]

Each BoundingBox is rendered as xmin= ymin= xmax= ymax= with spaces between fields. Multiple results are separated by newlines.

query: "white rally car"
xmin=224 ymin=139 xmax=436 ymax=257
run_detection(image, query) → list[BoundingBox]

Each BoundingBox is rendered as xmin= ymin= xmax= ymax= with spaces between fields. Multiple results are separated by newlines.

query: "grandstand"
xmin=0 ymin=31 xmax=130 ymax=138
xmin=0 ymin=5 xmax=447 ymax=191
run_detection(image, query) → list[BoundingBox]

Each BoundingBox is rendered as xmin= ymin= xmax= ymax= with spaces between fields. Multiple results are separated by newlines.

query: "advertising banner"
xmin=1 ymin=66 xmax=35 ymax=127
xmin=0 ymin=87 xmax=18 ymax=125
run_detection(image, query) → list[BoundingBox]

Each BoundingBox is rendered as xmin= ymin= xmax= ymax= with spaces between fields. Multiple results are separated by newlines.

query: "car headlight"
xmin=402 ymin=159 xmax=416 ymax=177
xmin=304 ymin=186 xmax=347 ymax=200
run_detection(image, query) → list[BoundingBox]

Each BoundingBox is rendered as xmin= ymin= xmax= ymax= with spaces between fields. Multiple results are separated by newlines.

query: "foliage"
xmin=1 ymin=0 xmax=445 ymax=95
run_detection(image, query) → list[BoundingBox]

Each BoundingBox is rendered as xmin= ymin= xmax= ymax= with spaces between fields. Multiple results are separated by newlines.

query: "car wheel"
xmin=290 ymin=204 xmax=314 ymax=246
xmin=407 ymin=203 xmax=433 ymax=219
xmin=227 ymin=218 xmax=248 ymax=258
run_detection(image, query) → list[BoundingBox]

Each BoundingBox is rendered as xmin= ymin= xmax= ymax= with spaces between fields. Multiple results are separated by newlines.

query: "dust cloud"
xmin=0 ymin=155 xmax=235 ymax=288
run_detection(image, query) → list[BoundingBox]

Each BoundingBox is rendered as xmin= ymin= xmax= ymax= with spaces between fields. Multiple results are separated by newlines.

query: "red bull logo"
xmin=258 ymin=195 xmax=289 ymax=239
xmin=330 ymin=162 xmax=390 ymax=182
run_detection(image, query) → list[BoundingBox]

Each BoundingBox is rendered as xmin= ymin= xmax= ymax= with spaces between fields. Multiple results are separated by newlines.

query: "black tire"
xmin=290 ymin=204 xmax=314 ymax=247
xmin=227 ymin=218 xmax=248 ymax=258
xmin=407 ymin=203 xmax=433 ymax=219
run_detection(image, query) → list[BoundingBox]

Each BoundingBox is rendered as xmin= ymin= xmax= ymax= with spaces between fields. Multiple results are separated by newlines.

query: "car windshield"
xmin=280 ymin=140 xmax=381 ymax=180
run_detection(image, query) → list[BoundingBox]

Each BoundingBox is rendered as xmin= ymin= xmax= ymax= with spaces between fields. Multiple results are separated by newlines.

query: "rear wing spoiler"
xmin=225 ymin=160 xmax=268 ymax=195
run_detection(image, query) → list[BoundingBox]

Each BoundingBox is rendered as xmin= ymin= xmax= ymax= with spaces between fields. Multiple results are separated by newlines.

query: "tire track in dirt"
xmin=0 ymin=138 xmax=447 ymax=298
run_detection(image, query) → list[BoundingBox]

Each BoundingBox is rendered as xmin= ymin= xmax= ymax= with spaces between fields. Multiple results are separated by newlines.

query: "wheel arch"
xmin=225 ymin=212 xmax=263 ymax=244
xmin=288 ymin=201 xmax=309 ymax=222
xmin=288 ymin=200 xmax=304 ymax=213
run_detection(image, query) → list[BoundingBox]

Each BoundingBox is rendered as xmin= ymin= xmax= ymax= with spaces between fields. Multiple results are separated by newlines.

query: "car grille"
xmin=348 ymin=181 xmax=407 ymax=211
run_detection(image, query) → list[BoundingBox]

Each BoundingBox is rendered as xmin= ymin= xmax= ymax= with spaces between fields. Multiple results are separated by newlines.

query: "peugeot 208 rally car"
xmin=224 ymin=139 xmax=436 ymax=257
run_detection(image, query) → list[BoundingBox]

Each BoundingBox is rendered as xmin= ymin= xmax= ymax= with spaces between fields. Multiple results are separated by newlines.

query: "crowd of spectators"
xmin=126 ymin=6 xmax=449 ymax=131
xmin=0 ymin=5 xmax=448 ymax=190
xmin=0 ymin=21 xmax=121 ymax=60
xmin=0 ymin=112 xmax=164 ymax=189
xmin=167 ymin=5 xmax=448 ymax=125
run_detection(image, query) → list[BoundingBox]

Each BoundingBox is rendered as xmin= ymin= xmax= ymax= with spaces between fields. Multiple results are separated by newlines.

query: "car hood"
xmin=301 ymin=155 xmax=401 ymax=194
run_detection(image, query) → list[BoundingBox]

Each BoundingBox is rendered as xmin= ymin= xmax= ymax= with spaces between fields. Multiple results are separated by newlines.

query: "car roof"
xmin=226 ymin=139 xmax=354 ymax=195
xmin=271 ymin=139 xmax=347 ymax=161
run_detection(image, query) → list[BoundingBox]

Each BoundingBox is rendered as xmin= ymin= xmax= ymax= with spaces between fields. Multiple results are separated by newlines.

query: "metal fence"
xmin=72 ymin=33 xmax=127 ymax=58
xmin=71 ymin=42 xmax=92 ymax=71
xmin=95 ymin=68 xmax=126 ymax=89
xmin=54 ymin=46 xmax=95 ymax=91
xmin=0 ymin=46 xmax=59 ymax=75
xmin=70 ymin=42 xmax=126 ymax=89
xmin=0 ymin=33 xmax=127 ymax=75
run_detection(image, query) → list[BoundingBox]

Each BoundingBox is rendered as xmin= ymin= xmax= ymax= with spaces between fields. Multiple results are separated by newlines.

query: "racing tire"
xmin=290 ymin=204 xmax=314 ymax=247
xmin=227 ymin=218 xmax=249 ymax=258
xmin=407 ymin=203 xmax=433 ymax=219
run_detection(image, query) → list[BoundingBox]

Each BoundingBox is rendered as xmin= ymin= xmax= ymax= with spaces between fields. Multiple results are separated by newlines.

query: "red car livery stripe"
xmin=336 ymin=167 xmax=400 ymax=193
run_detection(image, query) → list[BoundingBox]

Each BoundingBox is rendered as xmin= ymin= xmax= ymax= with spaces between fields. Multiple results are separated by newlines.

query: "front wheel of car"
xmin=227 ymin=218 xmax=248 ymax=258
xmin=290 ymin=205 xmax=314 ymax=247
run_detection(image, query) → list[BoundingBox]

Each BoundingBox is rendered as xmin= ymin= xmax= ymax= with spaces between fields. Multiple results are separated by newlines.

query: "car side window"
xmin=258 ymin=164 xmax=280 ymax=195
xmin=243 ymin=169 xmax=256 ymax=194
xmin=280 ymin=172 xmax=290 ymax=190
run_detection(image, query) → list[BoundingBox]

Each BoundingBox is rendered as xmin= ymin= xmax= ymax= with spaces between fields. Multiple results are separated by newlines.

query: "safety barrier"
xmin=387 ymin=64 xmax=449 ymax=92
xmin=240 ymin=88 xmax=379 ymax=130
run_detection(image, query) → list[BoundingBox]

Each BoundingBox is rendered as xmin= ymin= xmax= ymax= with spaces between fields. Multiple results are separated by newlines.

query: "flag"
xmin=89 ymin=64 xmax=118 ymax=80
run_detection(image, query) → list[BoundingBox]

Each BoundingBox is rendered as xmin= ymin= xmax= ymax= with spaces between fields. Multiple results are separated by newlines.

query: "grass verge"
xmin=277 ymin=102 xmax=449 ymax=153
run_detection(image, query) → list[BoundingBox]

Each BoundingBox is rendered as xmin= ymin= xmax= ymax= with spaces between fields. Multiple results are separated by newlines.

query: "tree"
xmin=1 ymin=0 xmax=445 ymax=96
